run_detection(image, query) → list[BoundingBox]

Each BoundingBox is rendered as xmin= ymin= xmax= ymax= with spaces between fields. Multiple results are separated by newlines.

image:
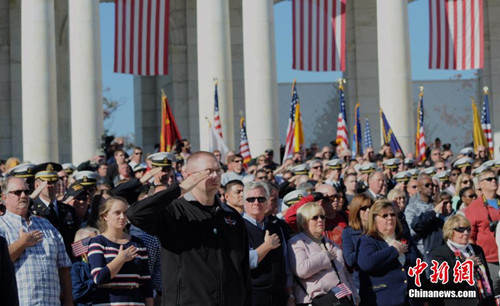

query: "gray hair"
xmin=243 ymin=181 xmax=270 ymax=200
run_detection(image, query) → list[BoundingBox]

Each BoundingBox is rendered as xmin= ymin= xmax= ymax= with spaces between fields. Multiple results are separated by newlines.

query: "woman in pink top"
xmin=288 ymin=202 xmax=359 ymax=305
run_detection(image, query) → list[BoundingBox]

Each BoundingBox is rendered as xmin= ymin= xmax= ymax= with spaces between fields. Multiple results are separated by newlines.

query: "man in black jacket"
xmin=127 ymin=151 xmax=251 ymax=306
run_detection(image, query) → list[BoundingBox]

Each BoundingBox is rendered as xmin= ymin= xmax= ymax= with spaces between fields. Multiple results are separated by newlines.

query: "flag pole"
xmin=292 ymin=78 xmax=297 ymax=96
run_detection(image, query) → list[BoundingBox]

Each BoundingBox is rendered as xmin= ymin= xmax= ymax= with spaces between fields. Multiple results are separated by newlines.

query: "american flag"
xmin=364 ymin=117 xmax=373 ymax=150
xmin=214 ymin=83 xmax=223 ymax=138
xmin=429 ymin=0 xmax=483 ymax=70
xmin=283 ymin=81 xmax=300 ymax=163
xmin=333 ymin=283 xmax=353 ymax=299
xmin=72 ymin=236 xmax=91 ymax=257
xmin=114 ymin=0 xmax=170 ymax=75
xmin=481 ymin=87 xmax=493 ymax=157
xmin=239 ymin=116 xmax=252 ymax=165
xmin=336 ymin=80 xmax=349 ymax=152
xmin=416 ymin=87 xmax=427 ymax=163
xmin=292 ymin=0 xmax=346 ymax=71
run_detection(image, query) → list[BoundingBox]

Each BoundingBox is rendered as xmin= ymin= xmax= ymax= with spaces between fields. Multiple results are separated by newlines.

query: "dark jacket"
xmin=70 ymin=260 xmax=95 ymax=306
xmin=0 ymin=235 xmax=19 ymax=306
xmin=30 ymin=197 xmax=80 ymax=259
xmin=341 ymin=226 xmax=362 ymax=289
xmin=431 ymin=243 xmax=495 ymax=306
xmin=357 ymin=235 xmax=420 ymax=306
xmin=127 ymin=184 xmax=251 ymax=306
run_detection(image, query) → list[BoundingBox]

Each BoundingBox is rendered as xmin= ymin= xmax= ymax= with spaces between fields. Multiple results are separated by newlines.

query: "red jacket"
xmin=465 ymin=197 xmax=500 ymax=262
xmin=284 ymin=195 xmax=348 ymax=247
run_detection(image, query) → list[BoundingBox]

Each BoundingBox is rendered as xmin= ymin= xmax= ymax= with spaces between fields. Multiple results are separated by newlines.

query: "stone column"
xmin=21 ymin=0 xmax=59 ymax=162
xmin=242 ymin=0 xmax=279 ymax=160
xmin=197 ymin=0 xmax=235 ymax=150
xmin=376 ymin=0 xmax=414 ymax=153
xmin=69 ymin=0 xmax=103 ymax=164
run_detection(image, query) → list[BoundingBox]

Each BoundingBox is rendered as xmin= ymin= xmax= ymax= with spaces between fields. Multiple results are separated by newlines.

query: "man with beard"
xmin=127 ymin=152 xmax=251 ymax=305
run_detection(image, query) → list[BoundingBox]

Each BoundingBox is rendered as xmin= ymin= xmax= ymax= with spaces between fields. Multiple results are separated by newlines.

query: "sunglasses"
xmin=359 ymin=205 xmax=371 ymax=211
xmin=454 ymin=227 xmax=471 ymax=233
xmin=442 ymin=201 xmax=451 ymax=205
xmin=246 ymin=197 xmax=266 ymax=203
xmin=9 ymin=189 xmax=32 ymax=196
xmin=481 ymin=177 xmax=497 ymax=182
xmin=256 ymin=176 xmax=267 ymax=180
xmin=409 ymin=185 xmax=418 ymax=189
xmin=324 ymin=194 xmax=342 ymax=201
xmin=311 ymin=215 xmax=326 ymax=221
xmin=378 ymin=213 xmax=396 ymax=219
xmin=461 ymin=180 xmax=471 ymax=184
xmin=465 ymin=194 xmax=477 ymax=199
xmin=312 ymin=166 xmax=323 ymax=169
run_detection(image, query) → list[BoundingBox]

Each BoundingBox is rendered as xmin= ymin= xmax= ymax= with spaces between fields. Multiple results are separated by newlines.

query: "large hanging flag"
xmin=336 ymin=79 xmax=349 ymax=151
xmin=239 ymin=116 xmax=252 ymax=165
xmin=213 ymin=82 xmax=223 ymax=138
xmin=292 ymin=0 xmax=346 ymax=71
xmin=207 ymin=120 xmax=230 ymax=161
xmin=481 ymin=87 xmax=493 ymax=157
xmin=380 ymin=109 xmax=404 ymax=155
xmin=283 ymin=80 xmax=302 ymax=163
xmin=160 ymin=90 xmax=181 ymax=152
xmin=429 ymin=0 xmax=483 ymax=70
xmin=364 ymin=117 xmax=373 ymax=150
xmin=114 ymin=0 xmax=170 ymax=75
xmin=416 ymin=86 xmax=427 ymax=163
xmin=472 ymin=99 xmax=488 ymax=153
xmin=352 ymin=102 xmax=362 ymax=157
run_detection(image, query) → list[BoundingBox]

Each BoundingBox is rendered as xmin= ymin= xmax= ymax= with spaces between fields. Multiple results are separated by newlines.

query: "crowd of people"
xmin=0 ymin=137 xmax=500 ymax=306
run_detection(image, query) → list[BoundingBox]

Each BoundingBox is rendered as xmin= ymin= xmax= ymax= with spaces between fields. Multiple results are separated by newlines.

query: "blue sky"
xmin=100 ymin=0 xmax=476 ymax=138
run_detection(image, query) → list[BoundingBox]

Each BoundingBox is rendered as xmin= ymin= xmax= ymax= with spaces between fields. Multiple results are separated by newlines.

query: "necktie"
xmin=49 ymin=202 xmax=57 ymax=219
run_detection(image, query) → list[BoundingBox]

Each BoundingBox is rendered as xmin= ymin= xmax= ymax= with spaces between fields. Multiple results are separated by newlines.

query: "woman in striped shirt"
xmin=88 ymin=196 xmax=153 ymax=306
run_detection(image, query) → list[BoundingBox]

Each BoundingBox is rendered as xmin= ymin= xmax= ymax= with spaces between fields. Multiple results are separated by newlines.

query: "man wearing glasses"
xmin=128 ymin=146 xmax=143 ymax=169
xmin=466 ymin=170 xmax=500 ymax=295
xmin=221 ymin=154 xmax=246 ymax=186
xmin=127 ymin=151 xmax=251 ymax=305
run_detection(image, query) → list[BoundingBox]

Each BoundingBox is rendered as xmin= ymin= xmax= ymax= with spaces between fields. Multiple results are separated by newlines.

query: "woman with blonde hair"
xmin=452 ymin=173 xmax=473 ymax=210
xmin=342 ymin=194 xmax=373 ymax=289
xmin=88 ymin=197 xmax=153 ymax=306
xmin=357 ymin=199 xmax=420 ymax=305
xmin=431 ymin=215 xmax=495 ymax=305
xmin=288 ymin=202 xmax=359 ymax=305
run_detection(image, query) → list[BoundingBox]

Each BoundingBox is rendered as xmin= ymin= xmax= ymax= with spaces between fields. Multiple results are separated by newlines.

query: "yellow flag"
xmin=472 ymin=100 xmax=487 ymax=151
xmin=293 ymin=102 xmax=305 ymax=154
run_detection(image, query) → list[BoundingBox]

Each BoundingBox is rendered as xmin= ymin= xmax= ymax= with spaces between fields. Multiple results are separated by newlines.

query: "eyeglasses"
xmin=464 ymin=194 xmax=477 ymax=199
xmin=233 ymin=159 xmax=243 ymax=163
xmin=312 ymin=166 xmax=323 ymax=169
xmin=256 ymin=176 xmax=267 ymax=180
xmin=461 ymin=180 xmax=471 ymax=184
xmin=396 ymin=196 xmax=406 ymax=201
xmin=409 ymin=185 xmax=418 ymax=189
xmin=442 ymin=201 xmax=451 ymax=205
xmin=311 ymin=215 xmax=326 ymax=221
xmin=192 ymin=168 xmax=224 ymax=175
xmin=423 ymin=183 xmax=433 ymax=188
xmin=481 ymin=177 xmax=497 ymax=182
xmin=346 ymin=172 xmax=357 ymax=176
xmin=377 ymin=213 xmax=396 ymax=219
xmin=9 ymin=189 xmax=31 ymax=196
xmin=454 ymin=227 xmax=471 ymax=233
xmin=359 ymin=205 xmax=371 ymax=211
xmin=324 ymin=194 xmax=341 ymax=201
xmin=246 ymin=197 xmax=267 ymax=203
xmin=134 ymin=152 xmax=143 ymax=155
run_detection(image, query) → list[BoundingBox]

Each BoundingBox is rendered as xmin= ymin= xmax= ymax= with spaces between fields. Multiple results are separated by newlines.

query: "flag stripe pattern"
xmin=334 ymin=282 xmax=353 ymax=299
xmin=380 ymin=109 xmax=404 ymax=155
xmin=336 ymin=83 xmax=349 ymax=151
xmin=72 ymin=237 xmax=91 ymax=258
xmin=292 ymin=0 xmax=346 ymax=71
xmin=352 ymin=102 xmax=362 ymax=157
xmin=429 ymin=0 xmax=483 ymax=70
xmin=239 ymin=117 xmax=252 ymax=165
xmin=214 ymin=84 xmax=223 ymax=138
xmin=481 ymin=89 xmax=493 ymax=156
xmin=364 ymin=117 xmax=373 ymax=150
xmin=416 ymin=92 xmax=427 ymax=163
xmin=283 ymin=83 xmax=300 ymax=163
xmin=114 ymin=0 xmax=170 ymax=75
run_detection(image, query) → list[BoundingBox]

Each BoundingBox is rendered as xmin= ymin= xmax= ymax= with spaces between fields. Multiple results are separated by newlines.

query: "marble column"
xmin=197 ymin=0 xmax=235 ymax=150
xmin=69 ymin=0 xmax=103 ymax=164
xmin=242 ymin=0 xmax=279 ymax=160
xmin=376 ymin=0 xmax=414 ymax=153
xmin=21 ymin=0 xmax=59 ymax=162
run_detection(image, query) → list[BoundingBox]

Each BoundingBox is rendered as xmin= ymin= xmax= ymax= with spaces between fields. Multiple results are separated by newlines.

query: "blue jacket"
xmin=341 ymin=226 xmax=362 ymax=289
xmin=70 ymin=260 xmax=96 ymax=306
xmin=357 ymin=235 xmax=419 ymax=306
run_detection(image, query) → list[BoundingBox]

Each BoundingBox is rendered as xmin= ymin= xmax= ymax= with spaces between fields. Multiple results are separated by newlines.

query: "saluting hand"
xmin=179 ymin=170 xmax=210 ymax=195
xmin=139 ymin=167 xmax=162 ymax=184
xmin=19 ymin=228 xmax=43 ymax=247
xmin=118 ymin=245 xmax=137 ymax=262
xmin=30 ymin=180 xmax=47 ymax=199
